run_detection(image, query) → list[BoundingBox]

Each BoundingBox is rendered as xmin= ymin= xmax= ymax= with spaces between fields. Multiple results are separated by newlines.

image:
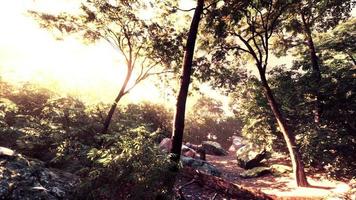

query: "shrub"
xmin=79 ymin=127 xmax=175 ymax=199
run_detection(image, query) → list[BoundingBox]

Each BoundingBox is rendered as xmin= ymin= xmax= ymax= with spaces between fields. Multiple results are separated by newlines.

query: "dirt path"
xmin=176 ymin=153 xmax=354 ymax=199
xmin=206 ymin=153 xmax=353 ymax=199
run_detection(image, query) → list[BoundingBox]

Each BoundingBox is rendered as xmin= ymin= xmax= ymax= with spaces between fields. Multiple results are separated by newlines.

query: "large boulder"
xmin=201 ymin=141 xmax=228 ymax=156
xmin=0 ymin=146 xmax=78 ymax=199
xmin=181 ymin=145 xmax=197 ymax=158
xmin=236 ymin=144 xmax=267 ymax=169
xmin=159 ymin=138 xmax=172 ymax=152
xmin=159 ymin=138 xmax=198 ymax=158
xmin=180 ymin=156 xmax=221 ymax=177
xmin=228 ymin=136 xmax=245 ymax=152
xmin=184 ymin=143 xmax=206 ymax=160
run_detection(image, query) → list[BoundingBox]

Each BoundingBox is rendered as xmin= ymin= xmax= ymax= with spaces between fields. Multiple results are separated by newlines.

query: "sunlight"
xmin=0 ymin=0 xmax=197 ymax=105
xmin=0 ymin=0 xmax=170 ymax=104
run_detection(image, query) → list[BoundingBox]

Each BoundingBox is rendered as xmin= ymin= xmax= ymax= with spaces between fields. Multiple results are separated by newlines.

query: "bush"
xmin=0 ymin=81 xmax=178 ymax=199
xmin=79 ymin=127 xmax=175 ymax=199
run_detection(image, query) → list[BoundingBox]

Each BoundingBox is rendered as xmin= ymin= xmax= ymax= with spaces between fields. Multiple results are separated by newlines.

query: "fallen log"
xmin=180 ymin=167 xmax=274 ymax=200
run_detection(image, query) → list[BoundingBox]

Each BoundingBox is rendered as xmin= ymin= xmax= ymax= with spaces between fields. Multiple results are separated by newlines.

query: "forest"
xmin=0 ymin=0 xmax=355 ymax=199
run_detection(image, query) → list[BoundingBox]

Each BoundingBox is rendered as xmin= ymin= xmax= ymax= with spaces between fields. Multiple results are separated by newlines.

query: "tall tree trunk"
xmin=259 ymin=71 xmax=309 ymax=187
xmin=301 ymin=13 xmax=322 ymax=123
xmin=101 ymin=64 xmax=133 ymax=134
xmin=170 ymin=0 xmax=204 ymax=163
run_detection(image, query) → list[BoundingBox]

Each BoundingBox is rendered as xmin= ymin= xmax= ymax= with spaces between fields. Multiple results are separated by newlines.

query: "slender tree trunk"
xmin=170 ymin=0 xmax=204 ymax=163
xmin=101 ymin=64 xmax=133 ymax=134
xmin=259 ymin=71 xmax=309 ymax=187
xmin=301 ymin=13 xmax=322 ymax=123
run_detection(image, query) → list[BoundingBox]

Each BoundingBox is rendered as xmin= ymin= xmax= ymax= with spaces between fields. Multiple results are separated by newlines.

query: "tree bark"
xmin=101 ymin=63 xmax=133 ymax=134
xmin=301 ymin=13 xmax=322 ymax=123
xmin=259 ymin=71 xmax=309 ymax=187
xmin=170 ymin=0 xmax=204 ymax=163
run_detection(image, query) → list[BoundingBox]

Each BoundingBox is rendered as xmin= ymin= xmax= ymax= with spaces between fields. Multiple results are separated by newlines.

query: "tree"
xmin=29 ymin=1 xmax=179 ymax=134
xmin=191 ymin=96 xmax=224 ymax=118
xmin=200 ymin=0 xmax=309 ymax=186
xmin=170 ymin=0 xmax=205 ymax=162
xmin=228 ymin=77 xmax=280 ymax=149
xmin=276 ymin=0 xmax=354 ymax=123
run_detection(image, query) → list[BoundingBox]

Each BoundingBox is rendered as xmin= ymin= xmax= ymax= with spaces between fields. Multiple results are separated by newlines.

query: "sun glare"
xmin=0 ymin=0 xmax=177 ymax=104
xmin=0 ymin=0 xmax=212 ymax=107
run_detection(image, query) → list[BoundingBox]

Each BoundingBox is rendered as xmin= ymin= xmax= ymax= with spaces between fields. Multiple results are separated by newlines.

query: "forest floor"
xmin=176 ymin=153 xmax=354 ymax=200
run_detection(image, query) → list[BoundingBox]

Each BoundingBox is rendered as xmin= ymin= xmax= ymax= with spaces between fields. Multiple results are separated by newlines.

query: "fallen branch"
xmin=178 ymin=178 xmax=197 ymax=199
xmin=211 ymin=192 xmax=218 ymax=200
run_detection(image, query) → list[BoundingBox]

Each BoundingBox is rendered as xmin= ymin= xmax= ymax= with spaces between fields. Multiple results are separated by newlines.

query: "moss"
xmin=240 ymin=167 xmax=271 ymax=178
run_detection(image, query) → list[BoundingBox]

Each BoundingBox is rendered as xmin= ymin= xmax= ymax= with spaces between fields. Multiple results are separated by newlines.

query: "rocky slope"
xmin=0 ymin=147 xmax=78 ymax=200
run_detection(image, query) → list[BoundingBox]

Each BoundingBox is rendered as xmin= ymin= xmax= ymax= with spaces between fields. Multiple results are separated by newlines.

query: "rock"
xmin=0 ymin=146 xmax=15 ymax=157
xmin=240 ymin=167 xmax=271 ymax=178
xmin=180 ymin=156 xmax=221 ymax=177
xmin=181 ymin=145 xmax=197 ymax=158
xmin=228 ymin=136 xmax=245 ymax=152
xmin=201 ymin=141 xmax=228 ymax=156
xmin=185 ymin=143 xmax=206 ymax=160
xmin=0 ymin=148 xmax=78 ymax=199
xmin=159 ymin=138 xmax=172 ymax=152
xmin=236 ymin=144 xmax=268 ymax=169
xmin=159 ymin=139 xmax=198 ymax=158
xmin=270 ymin=164 xmax=292 ymax=176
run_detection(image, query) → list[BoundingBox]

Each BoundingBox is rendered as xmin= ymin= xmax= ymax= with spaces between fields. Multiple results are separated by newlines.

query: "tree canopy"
xmin=30 ymin=0 xmax=183 ymax=133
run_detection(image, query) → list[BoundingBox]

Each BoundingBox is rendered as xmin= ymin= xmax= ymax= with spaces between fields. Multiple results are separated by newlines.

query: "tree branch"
xmin=236 ymin=33 xmax=261 ymax=65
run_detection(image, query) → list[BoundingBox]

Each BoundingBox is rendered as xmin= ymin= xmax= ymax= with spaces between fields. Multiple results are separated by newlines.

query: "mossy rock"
xmin=236 ymin=144 xmax=268 ymax=169
xmin=181 ymin=156 xmax=221 ymax=176
xmin=202 ymin=141 xmax=228 ymax=156
xmin=270 ymin=164 xmax=292 ymax=176
xmin=240 ymin=167 xmax=271 ymax=178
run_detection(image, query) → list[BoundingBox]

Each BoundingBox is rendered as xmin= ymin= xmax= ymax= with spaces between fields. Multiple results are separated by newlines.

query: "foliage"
xmin=318 ymin=17 xmax=356 ymax=64
xmin=194 ymin=0 xmax=355 ymax=180
xmin=184 ymin=96 xmax=242 ymax=148
xmin=230 ymin=60 xmax=356 ymax=178
xmin=229 ymin=78 xmax=279 ymax=150
xmin=0 ymin=81 xmax=177 ymax=198
xmin=0 ymin=0 xmax=354 ymax=193
xmin=286 ymin=0 xmax=353 ymax=32
xmin=81 ymin=127 xmax=175 ymax=200
xmin=297 ymin=62 xmax=356 ymax=178
xmin=110 ymin=102 xmax=173 ymax=139
xmin=291 ymin=18 xmax=356 ymax=172
xmin=274 ymin=0 xmax=354 ymax=50
xmin=196 ymin=0 xmax=293 ymax=86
